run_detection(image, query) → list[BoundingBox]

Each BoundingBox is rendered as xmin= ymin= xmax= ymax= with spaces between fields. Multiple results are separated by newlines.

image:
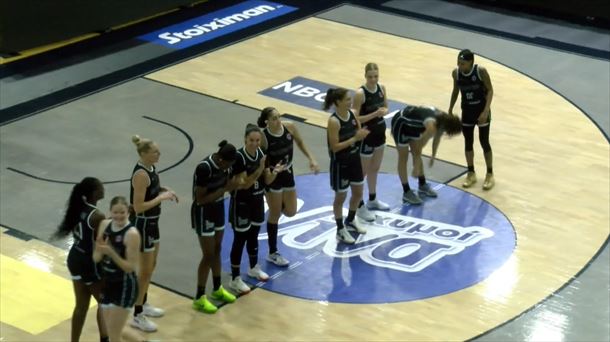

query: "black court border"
xmin=1 ymin=0 xmax=609 ymax=125
xmin=0 ymin=0 xmax=346 ymax=126
xmin=1 ymin=0 xmax=609 ymax=339
xmin=351 ymin=0 xmax=610 ymax=60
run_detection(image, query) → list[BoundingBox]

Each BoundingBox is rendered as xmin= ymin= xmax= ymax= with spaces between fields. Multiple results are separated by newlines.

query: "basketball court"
xmin=1 ymin=1 xmax=608 ymax=341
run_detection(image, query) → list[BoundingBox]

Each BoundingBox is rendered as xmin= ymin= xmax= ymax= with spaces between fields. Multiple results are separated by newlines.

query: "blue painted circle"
xmin=222 ymin=173 xmax=516 ymax=304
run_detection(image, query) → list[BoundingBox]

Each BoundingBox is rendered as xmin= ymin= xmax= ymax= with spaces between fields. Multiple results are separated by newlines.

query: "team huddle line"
xmin=56 ymin=49 xmax=495 ymax=341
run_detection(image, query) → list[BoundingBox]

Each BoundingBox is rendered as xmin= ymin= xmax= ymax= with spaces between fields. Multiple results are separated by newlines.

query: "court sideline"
xmin=0 ymin=1 xmax=608 ymax=341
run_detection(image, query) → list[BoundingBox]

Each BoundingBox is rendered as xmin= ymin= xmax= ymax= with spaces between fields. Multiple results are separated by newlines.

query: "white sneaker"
xmin=130 ymin=313 xmax=158 ymax=332
xmin=229 ymin=276 xmax=251 ymax=294
xmin=247 ymin=264 xmax=269 ymax=281
xmin=356 ymin=205 xmax=375 ymax=222
xmin=367 ymin=199 xmax=390 ymax=211
xmin=143 ymin=303 xmax=165 ymax=317
xmin=345 ymin=219 xmax=367 ymax=234
xmin=267 ymin=252 xmax=289 ymax=266
xmin=336 ymin=228 xmax=356 ymax=244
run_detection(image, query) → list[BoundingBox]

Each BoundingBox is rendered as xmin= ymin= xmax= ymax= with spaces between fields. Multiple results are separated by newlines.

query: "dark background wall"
xmin=1 ymin=0 xmax=608 ymax=55
xmin=449 ymin=0 xmax=610 ymax=29
xmin=0 ymin=0 xmax=198 ymax=54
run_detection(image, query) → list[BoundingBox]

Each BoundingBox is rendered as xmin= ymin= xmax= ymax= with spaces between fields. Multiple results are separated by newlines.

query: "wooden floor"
xmin=2 ymin=16 xmax=609 ymax=342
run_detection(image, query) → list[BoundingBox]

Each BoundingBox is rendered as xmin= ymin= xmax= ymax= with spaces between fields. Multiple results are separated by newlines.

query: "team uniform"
xmin=67 ymin=203 xmax=102 ymax=285
xmin=263 ymin=125 xmax=295 ymax=193
xmin=130 ymin=162 xmax=161 ymax=253
xmin=328 ymin=110 xmax=364 ymax=192
xmin=191 ymin=155 xmax=231 ymax=237
xmin=100 ymin=221 xmax=139 ymax=308
xmin=391 ymin=106 xmax=439 ymax=147
xmin=456 ymin=64 xmax=490 ymax=127
xmin=229 ymin=147 xmax=266 ymax=232
xmin=358 ymin=84 xmax=387 ymax=156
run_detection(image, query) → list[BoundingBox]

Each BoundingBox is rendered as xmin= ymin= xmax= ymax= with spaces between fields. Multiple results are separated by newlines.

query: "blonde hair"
xmin=365 ymin=62 xmax=379 ymax=74
xmin=109 ymin=196 xmax=129 ymax=209
xmin=131 ymin=135 xmax=155 ymax=155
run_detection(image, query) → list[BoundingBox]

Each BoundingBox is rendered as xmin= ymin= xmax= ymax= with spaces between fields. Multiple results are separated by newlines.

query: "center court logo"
xmin=224 ymin=173 xmax=516 ymax=304
xmin=139 ymin=1 xmax=297 ymax=49
xmin=277 ymin=208 xmax=494 ymax=273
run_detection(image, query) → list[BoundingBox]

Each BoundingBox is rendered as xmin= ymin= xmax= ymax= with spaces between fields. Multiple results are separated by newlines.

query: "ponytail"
xmin=257 ymin=107 xmax=276 ymax=128
xmin=323 ymin=88 xmax=348 ymax=111
xmin=54 ymin=177 xmax=101 ymax=239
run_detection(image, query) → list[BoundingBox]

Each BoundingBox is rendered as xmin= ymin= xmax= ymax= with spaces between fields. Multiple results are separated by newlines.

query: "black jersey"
xmin=232 ymin=147 xmax=265 ymax=197
xmin=71 ymin=203 xmax=99 ymax=254
xmin=130 ymin=163 xmax=161 ymax=216
xmin=101 ymin=221 xmax=135 ymax=279
xmin=328 ymin=110 xmax=359 ymax=162
xmin=456 ymin=64 xmax=487 ymax=107
xmin=193 ymin=155 xmax=231 ymax=203
xmin=400 ymin=106 xmax=438 ymax=127
xmin=391 ymin=106 xmax=439 ymax=144
xmin=359 ymin=84 xmax=386 ymax=129
xmin=263 ymin=125 xmax=293 ymax=169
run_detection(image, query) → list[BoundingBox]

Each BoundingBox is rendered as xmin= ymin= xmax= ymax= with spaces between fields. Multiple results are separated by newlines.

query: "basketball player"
xmin=229 ymin=124 xmax=287 ymax=294
xmin=352 ymin=62 xmax=390 ymax=222
xmin=129 ymin=135 xmax=178 ymax=333
xmin=391 ymin=105 xmax=462 ymax=204
xmin=93 ymin=196 xmax=140 ymax=342
xmin=257 ymin=107 xmax=319 ymax=266
xmin=449 ymin=49 xmax=495 ymax=190
xmin=54 ymin=177 xmax=108 ymax=342
xmin=324 ymin=87 xmax=370 ymax=244
xmin=192 ymin=140 xmax=241 ymax=313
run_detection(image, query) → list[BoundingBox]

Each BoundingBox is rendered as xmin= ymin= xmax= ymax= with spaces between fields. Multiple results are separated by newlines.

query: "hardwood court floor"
xmin=1 ymin=14 xmax=608 ymax=342
xmin=147 ymin=17 xmax=610 ymax=339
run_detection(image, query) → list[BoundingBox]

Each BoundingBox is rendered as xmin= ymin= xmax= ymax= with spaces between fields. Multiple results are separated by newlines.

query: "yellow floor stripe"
xmin=0 ymin=254 xmax=94 ymax=335
xmin=0 ymin=34 xmax=99 ymax=65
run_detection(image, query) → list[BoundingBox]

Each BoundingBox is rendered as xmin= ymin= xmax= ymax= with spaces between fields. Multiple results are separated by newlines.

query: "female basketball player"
xmin=192 ymin=140 xmax=241 ymax=313
xmin=351 ymin=62 xmax=390 ymax=221
xmin=129 ymin=135 xmax=178 ymax=333
xmin=257 ymin=107 xmax=319 ymax=266
xmin=324 ymin=87 xmax=370 ymax=244
xmin=93 ymin=196 xmax=140 ymax=342
xmin=54 ymin=177 xmax=108 ymax=342
xmin=448 ymin=49 xmax=495 ymax=190
xmin=229 ymin=124 xmax=287 ymax=294
xmin=391 ymin=105 xmax=462 ymax=204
